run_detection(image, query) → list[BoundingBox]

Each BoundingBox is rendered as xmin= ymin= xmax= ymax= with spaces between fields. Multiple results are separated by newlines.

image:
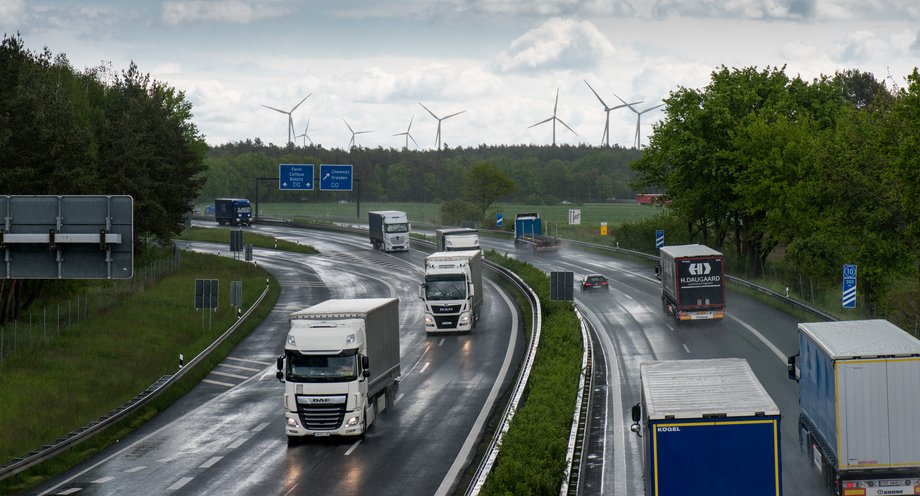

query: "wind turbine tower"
xmin=261 ymin=94 xmax=311 ymax=145
xmin=615 ymin=94 xmax=664 ymax=149
xmin=584 ymin=80 xmax=641 ymax=147
xmin=296 ymin=119 xmax=313 ymax=147
xmin=528 ymin=89 xmax=578 ymax=146
xmin=393 ymin=116 xmax=419 ymax=149
xmin=344 ymin=119 xmax=372 ymax=150
xmin=418 ymin=103 xmax=465 ymax=150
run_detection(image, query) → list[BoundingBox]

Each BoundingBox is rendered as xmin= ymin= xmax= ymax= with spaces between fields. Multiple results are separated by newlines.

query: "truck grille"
xmin=432 ymin=304 xmax=461 ymax=314
xmin=295 ymin=396 xmax=346 ymax=430
xmin=434 ymin=315 xmax=459 ymax=329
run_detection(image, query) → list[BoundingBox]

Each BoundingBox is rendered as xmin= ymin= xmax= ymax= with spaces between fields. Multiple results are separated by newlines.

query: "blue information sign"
xmin=655 ymin=229 xmax=665 ymax=248
xmin=319 ymin=164 xmax=353 ymax=191
xmin=496 ymin=213 xmax=503 ymax=227
xmin=842 ymin=264 xmax=857 ymax=308
xmin=279 ymin=164 xmax=314 ymax=190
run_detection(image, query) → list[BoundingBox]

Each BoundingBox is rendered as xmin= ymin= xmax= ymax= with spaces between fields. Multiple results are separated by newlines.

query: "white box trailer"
xmin=789 ymin=319 xmax=920 ymax=495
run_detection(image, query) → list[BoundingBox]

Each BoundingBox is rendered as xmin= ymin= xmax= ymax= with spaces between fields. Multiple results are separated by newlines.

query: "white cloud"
xmin=161 ymin=0 xmax=292 ymax=25
xmin=494 ymin=18 xmax=618 ymax=73
xmin=150 ymin=62 xmax=182 ymax=76
xmin=425 ymin=0 xmax=636 ymax=19
xmin=834 ymin=30 xmax=898 ymax=63
xmin=0 ymin=0 xmax=25 ymax=26
xmin=649 ymin=0 xmax=817 ymax=20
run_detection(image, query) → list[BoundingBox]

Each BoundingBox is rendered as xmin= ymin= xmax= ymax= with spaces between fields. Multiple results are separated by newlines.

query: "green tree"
xmin=464 ymin=161 xmax=515 ymax=224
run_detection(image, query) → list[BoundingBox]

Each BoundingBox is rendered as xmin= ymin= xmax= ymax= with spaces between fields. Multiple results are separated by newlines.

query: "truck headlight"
xmin=459 ymin=312 xmax=470 ymax=324
xmin=424 ymin=314 xmax=434 ymax=325
xmin=286 ymin=417 xmax=299 ymax=428
xmin=345 ymin=415 xmax=361 ymax=427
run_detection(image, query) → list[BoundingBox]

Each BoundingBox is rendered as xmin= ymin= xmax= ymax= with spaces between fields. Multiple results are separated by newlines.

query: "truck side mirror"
xmin=362 ymin=356 xmax=370 ymax=378
xmin=654 ymin=266 xmax=661 ymax=280
xmin=418 ymin=283 xmax=425 ymax=300
xmin=630 ymin=403 xmax=642 ymax=437
xmin=787 ymin=354 xmax=799 ymax=382
xmin=468 ymin=283 xmax=475 ymax=296
xmin=275 ymin=355 xmax=285 ymax=383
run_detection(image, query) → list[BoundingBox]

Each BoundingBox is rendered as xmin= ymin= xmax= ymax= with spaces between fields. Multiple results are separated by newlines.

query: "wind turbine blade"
xmin=613 ymin=93 xmax=640 ymax=114
xmin=261 ymin=104 xmax=287 ymax=114
xmin=418 ymin=102 xmax=439 ymax=119
xmin=553 ymin=89 xmax=559 ymax=116
xmin=409 ymin=134 xmax=419 ymax=148
xmin=408 ymin=116 xmax=414 ymax=130
xmin=529 ymin=117 xmax=554 ymax=128
xmin=343 ymin=119 xmax=354 ymax=133
xmin=612 ymin=100 xmax=643 ymax=110
xmin=584 ymin=80 xmax=608 ymax=108
xmin=557 ymin=118 xmax=578 ymax=136
xmin=290 ymin=94 xmax=311 ymax=112
xmin=640 ymin=103 xmax=665 ymax=115
xmin=393 ymin=132 xmax=406 ymax=137
xmin=443 ymin=110 xmax=465 ymax=120
xmin=356 ymin=131 xmax=372 ymax=135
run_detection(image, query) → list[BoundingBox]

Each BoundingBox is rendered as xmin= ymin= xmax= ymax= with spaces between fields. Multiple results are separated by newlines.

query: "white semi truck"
xmin=435 ymin=227 xmax=480 ymax=252
xmin=276 ymin=298 xmax=401 ymax=441
xmin=368 ymin=210 xmax=410 ymax=252
xmin=420 ymin=250 xmax=483 ymax=332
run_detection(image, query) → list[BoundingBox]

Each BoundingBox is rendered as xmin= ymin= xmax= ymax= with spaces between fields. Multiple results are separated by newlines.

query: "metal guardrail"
xmin=0 ymin=283 xmax=272 ymax=482
xmin=561 ymin=306 xmax=594 ymax=495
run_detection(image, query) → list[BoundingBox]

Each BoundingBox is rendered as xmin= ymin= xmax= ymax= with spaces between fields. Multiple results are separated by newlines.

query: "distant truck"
xmin=435 ymin=227 xmax=480 ymax=252
xmin=420 ymin=250 xmax=483 ymax=332
xmin=368 ymin=210 xmax=410 ymax=252
xmin=787 ymin=320 xmax=920 ymax=495
xmin=214 ymin=198 xmax=252 ymax=226
xmin=513 ymin=212 xmax=561 ymax=252
xmin=657 ymin=244 xmax=725 ymax=321
xmin=630 ymin=358 xmax=782 ymax=496
xmin=276 ymin=298 xmax=401 ymax=441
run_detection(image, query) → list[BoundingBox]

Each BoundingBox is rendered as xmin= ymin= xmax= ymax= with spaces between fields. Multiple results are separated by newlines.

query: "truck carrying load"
xmin=435 ymin=227 xmax=480 ymax=252
xmin=277 ymin=298 xmax=401 ymax=440
xmin=631 ymin=358 xmax=782 ymax=496
xmin=214 ymin=198 xmax=252 ymax=226
xmin=658 ymin=244 xmax=725 ymax=321
xmin=513 ymin=212 xmax=561 ymax=252
xmin=368 ymin=210 xmax=410 ymax=252
xmin=788 ymin=319 xmax=920 ymax=495
xmin=420 ymin=250 xmax=483 ymax=332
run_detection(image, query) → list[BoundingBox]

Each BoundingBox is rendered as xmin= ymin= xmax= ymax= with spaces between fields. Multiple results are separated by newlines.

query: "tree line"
xmin=632 ymin=65 xmax=920 ymax=306
xmin=0 ymin=34 xmax=206 ymax=321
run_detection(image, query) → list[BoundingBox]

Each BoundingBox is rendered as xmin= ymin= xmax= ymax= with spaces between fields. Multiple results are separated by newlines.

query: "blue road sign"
xmin=279 ymin=164 xmax=314 ymax=190
xmin=842 ymin=264 xmax=857 ymax=308
xmin=496 ymin=213 xmax=503 ymax=227
xmin=655 ymin=229 xmax=664 ymax=248
xmin=319 ymin=164 xmax=353 ymax=191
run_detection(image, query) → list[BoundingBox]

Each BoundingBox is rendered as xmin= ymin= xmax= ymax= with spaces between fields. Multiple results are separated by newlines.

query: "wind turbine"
xmin=584 ymin=80 xmax=642 ymax=147
xmin=528 ymin=88 xmax=578 ymax=146
xmin=344 ymin=119 xmax=372 ymax=149
xmin=261 ymin=94 xmax=310 ymax=145
xmin=393 ymin=116 xmax=419 ymax=149
xmin=615 ymin=94 xmax=663 ymax=149
xmin=296 ymin=119 xmax=313 ymax=146
xmin=418 ymin=103 xmax=465 ymax=150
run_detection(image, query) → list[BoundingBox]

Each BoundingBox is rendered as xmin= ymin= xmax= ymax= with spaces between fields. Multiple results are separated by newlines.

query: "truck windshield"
xmin=384 ymin=223 xmax=409 ymax=233
xmin=286 ymin=352 xmax=358 ymax=382
xmin=425 ymin=275 xmax=467 ymax=300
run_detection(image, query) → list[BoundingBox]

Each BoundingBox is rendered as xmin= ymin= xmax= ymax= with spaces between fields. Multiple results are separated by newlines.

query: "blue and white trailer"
xmin=788 ymin=320 xmax=920 ymax=496
xmin=631 ymin=358 xmax=782 ymax=496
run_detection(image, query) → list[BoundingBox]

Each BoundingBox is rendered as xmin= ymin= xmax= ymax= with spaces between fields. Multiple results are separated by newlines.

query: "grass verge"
xmin=175 ymin=226 xmax=319 ymax=254
xmin=0 ymin=251 xmax=280 ymax=493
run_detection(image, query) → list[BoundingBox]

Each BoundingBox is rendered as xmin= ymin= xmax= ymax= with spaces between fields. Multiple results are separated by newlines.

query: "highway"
xmin=31 ymin=223 xmax=524 ymax=496
xmin=476 ymin=238 xmax=827 ymax=496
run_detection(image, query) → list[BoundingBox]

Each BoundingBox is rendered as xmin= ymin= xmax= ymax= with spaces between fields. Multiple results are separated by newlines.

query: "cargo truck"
xmin=368 ymin=210 xmax=410 ymax=252
xmin=214 ymin=198 xmax=252 ymax=226
xmin=513 ymin=212 xmax=561 ymax=252
xmin=420 ymin=250 xmax=483 ymax=332
xmin=630 ymin=358 xmax=783 ymax=496
xmin=786 ymin=319 xmax=920 ymax=495
xmin=276 ymin=298 xmax=401 ymax=441
xmin=435 ymin=227 xmax=480 ymax=252
xmin=657 ymin=244 xmax=725 ymax=321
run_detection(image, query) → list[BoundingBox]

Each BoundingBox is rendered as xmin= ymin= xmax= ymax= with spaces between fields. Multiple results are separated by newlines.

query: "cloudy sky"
xmin=3 ymin=0 xmax=919 ymax=149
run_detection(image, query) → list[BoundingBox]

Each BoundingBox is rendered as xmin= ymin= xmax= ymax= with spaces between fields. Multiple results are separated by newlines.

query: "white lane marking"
xmin=124 ymin=466 xmax=146 ymax=473
xmin=405 ymin=344 xmax=432 ymax=376
xmin=202 ymin=379 xmax=235 ymax=387
xmin=167 ymin=476 xmax=194 ymax=490
xmin=344 ymin=440 xmax=362 ymax=456
xmin=226 ymin=356 xmax=271 ymax=365
xmin=435 ymin=279 xmax=519 ymax=496
xmin=56 ymin=489 xmax=81 ymax=495
xmin=91 ymin=476 xmax=114 ymax=483
xmin=199 ymin=456 xmax=222 ymax=468
xmin=210 ymin=370 xmax=248 ymax=380
xmin=395 ymin=393 xmax=405 ymax=404
xmin=667 ymin=324 xmax=675 ymax=332
xmin=227 ymin=438 xmax=247 ymax=449
xmin=217 ymin=363 xmax=261 ymax=372
xmin=726 ymin=314 xmax=787 ymax=364
xmin=439 ymin=338 xmax=445 ymax=346
xmin=683 ymin=344 xmax=691 ymax=354
xmin=252 ymin=422 xmax=271 ymax=432
xmin=419 ymin=362 xmax=430 ymax=374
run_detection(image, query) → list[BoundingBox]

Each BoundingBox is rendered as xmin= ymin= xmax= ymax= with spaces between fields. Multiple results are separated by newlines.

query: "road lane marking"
xmin=683 ymin=344 xmax=691 ymax=354
xmin=202 ymin=379 xmax=235 ymax=387
xmin=167 ymin=477 xmax=193 ymax=490
xmin=344 ymin=440 xmax=362 ymax=456
xmin=56 ymin=489 xmax=81 ymax=495
xmin=199 ymin=456 xmax=222 ymax=468
xmin=227 ymin=438 xmax=247 ymax=449
xmin=226 ymin=356 xmax=271 ymax=365
xmin=91 ymin=476 xmax=114 ymax=483
xmin=439 ymin=338 xmax=445 ymax=346
xmin=217 ymin=363 xmax=261 ymax=372
xmin=252 ymin=422 xmax=271 ymax=432
xmin=726 ymin=314 xmax=787 ymax=364
xmin=124 ymin=466 xmax=146 ymax=473
xmin=210 ymin=370 xmax=248 ymax=380
xmin=419 ymin=362 xmax=430 ymax=374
